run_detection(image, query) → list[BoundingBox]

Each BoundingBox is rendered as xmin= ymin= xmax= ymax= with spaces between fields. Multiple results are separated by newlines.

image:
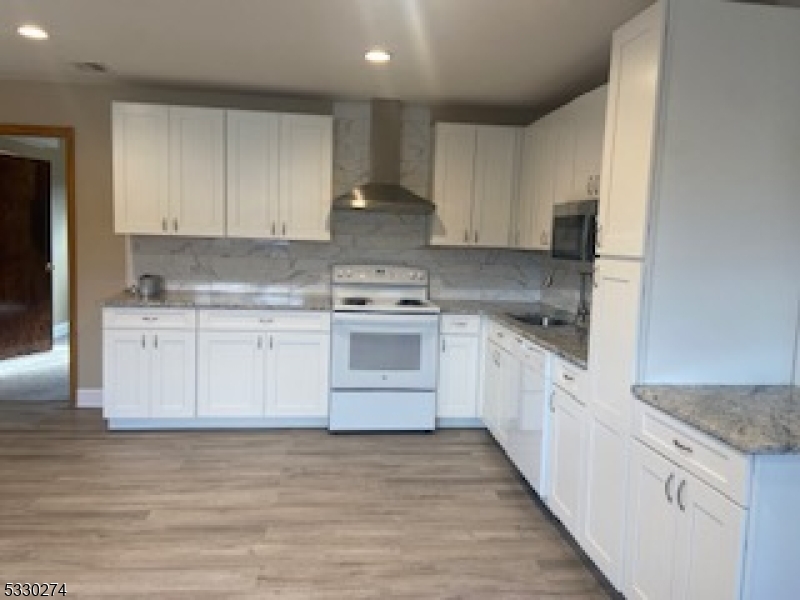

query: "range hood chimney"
xmin=333 ymin=99 xmax=435 ymax=215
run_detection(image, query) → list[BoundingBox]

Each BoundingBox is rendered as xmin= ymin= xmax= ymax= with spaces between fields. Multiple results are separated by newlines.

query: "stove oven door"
xmin=331 ymin=312 xmax=439 ymax=390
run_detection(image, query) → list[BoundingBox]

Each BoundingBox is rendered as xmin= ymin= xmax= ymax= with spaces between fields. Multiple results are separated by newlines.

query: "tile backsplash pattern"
xmin=130 ymin=100 xmax=584 ymax=306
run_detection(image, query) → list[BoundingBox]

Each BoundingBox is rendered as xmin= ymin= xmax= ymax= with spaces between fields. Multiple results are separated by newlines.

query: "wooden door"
xmin=0 ymin=154 xmax=52 ymax=360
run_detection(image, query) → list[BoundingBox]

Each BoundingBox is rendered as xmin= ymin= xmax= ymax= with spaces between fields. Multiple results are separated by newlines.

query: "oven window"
xmin=349 ymin=333 xmax=421 ymax=371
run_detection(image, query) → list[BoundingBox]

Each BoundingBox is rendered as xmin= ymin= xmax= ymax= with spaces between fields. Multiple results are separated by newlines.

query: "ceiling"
xmin=0 ymin=0 xmax=657 ymax=109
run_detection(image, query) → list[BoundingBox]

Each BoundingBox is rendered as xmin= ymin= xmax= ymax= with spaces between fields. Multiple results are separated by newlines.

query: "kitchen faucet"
xmin=575 ymin=271 xmax=591 ymax=329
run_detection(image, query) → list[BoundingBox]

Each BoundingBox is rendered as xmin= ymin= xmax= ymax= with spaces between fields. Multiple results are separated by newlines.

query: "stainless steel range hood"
xmin=333 ymin=99 xmax=435 ymax=215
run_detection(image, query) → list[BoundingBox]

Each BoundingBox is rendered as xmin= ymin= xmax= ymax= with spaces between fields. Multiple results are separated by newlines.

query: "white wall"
xmin=640 ymin=0 xmax=800 ymax=384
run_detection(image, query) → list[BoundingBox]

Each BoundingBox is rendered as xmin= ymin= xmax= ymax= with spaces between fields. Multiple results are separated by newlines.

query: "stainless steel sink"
xmin=508 ymin=313 xmax=572 ymax=328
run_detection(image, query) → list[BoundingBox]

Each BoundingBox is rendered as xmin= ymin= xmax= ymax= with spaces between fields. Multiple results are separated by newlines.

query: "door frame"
xmin=0 ymin=124 xmax=77 ymax=406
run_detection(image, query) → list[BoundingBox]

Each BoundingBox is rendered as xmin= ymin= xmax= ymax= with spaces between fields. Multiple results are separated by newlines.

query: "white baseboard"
xmin=77 ymin=388 xmax=103 ymax=408
xmin=53 ymin=321 xmax=70 ymax=339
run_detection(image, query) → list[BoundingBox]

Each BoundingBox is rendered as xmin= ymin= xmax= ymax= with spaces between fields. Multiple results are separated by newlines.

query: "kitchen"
xmin=2 ymin=0 xmax=800 ymax=598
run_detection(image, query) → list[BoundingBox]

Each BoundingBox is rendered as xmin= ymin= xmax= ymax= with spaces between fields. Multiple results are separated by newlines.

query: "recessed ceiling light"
xmin=17 ymin=24 xmax=49 ymax=40
xmin=365 ymin=49 xmax=391 ymax=64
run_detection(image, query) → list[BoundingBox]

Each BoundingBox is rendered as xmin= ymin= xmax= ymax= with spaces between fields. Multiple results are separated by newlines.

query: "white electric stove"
xmin=329 ymin=265 xmax=439 ymax=432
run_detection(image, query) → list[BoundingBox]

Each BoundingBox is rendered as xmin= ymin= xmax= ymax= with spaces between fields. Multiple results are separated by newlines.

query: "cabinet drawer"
xmin=103 ymin=307 xmax=196 ymax=330
xmin=552 ymin=356 xmax=587 ymax=398
xmin=197 ymin=309 xmax=330 ymax=332
xmin=634 ymin=401 xmax=751 ymax=506
xmin=486 ymin=320 xmax=516 ymax=354
xmin=440 ymin=314 xmax=481 ymax=335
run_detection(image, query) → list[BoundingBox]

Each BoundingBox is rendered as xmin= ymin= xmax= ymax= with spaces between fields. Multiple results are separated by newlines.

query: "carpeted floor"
xmin=0 ymin=337 xmax=69 ymax=401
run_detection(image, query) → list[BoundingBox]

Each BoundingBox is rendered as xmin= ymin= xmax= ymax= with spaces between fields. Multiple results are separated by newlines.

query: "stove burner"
xmin=342 ymin=297 xmax=371 ymax=306
xmin=396 ymin=299 xmax=424 ymax=307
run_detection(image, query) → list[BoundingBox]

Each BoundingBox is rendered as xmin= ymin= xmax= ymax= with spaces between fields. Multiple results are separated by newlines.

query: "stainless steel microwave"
xmin=551 ymin=199 xmax=597 ymax=262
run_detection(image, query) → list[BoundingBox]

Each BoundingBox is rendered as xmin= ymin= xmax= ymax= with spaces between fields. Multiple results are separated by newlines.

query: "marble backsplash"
xmin=131 ymin=212 xmax=544 ymax=302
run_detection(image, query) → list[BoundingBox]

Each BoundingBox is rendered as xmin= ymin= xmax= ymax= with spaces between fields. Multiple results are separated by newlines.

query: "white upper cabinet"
xmin=226 ymin=111 xmax=332 ymax=241
xmin=168 ymin=106 xmax=226 ymax=236
xmin=279 ymin=114 xmax=333 ymax=241
xmin=112 ymin=103 xmax=170 ymax=235
xmin=113 ymin=103 xmax=332 ymax=241
xmin=113 ymin=103 xmax=225 ymax=236
xmin=432 ymin=123 xmax=518 ymax=247
xmin=572 ymin=86 xmax=608 ymax=201
xmin=597 ymin=3 xmax=664 ymax=258
xmin=552 ymin=107 xmax=577 ymax=207
xmin=226 ymin=110 xmax=281 ymax=238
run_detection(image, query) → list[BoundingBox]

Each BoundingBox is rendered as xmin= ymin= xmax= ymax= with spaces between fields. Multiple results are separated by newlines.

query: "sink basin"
xmin=508 ymin=313 xmax=571 ymax=328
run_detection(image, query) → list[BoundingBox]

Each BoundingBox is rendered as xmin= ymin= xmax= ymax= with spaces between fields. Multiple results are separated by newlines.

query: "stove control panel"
xmin=333 ymin=265 xmax=428 ymax=286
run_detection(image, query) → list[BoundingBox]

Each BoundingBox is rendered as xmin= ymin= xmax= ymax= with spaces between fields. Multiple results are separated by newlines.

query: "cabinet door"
xmin=514 ymin=125 xmax=538 ymax=249
xmin=672 ymin=474 xmax=745 ymax=600
xmin=588 ymin=258 xmax=642 ymax=428
xmin=103 ymin=329 xmax=151 ymax=418
xmin=548 ymin=385 xmax=587 ymax=538
xmin=582 ymin=409 xmax=629 ymax=589
xmin=150 ymin=330 xmax=196 ymax=418
xmin=472 ymin=126 xmax=517 ymax=247
xmin=266 ymin=331 xmax=329 ymax=418
xmin=626 ymin=440 xmax=679 ymax=600
xmin=168 ymin=106 xmax=225 ymax=236
xmin=437 ymin=334 xmax=480 ymax=418
xmin=197 ymin=331 xmax=266 ymax=417
xmin=482 ymin=340 xmax=504 ymax=441
xmin=552 ymin=108 xmax=577 ymax=207
xmin=531 ymin=116 xmax=557 ymax=250
xmin=279 ymin=114 xmax=333 ymax=241
xmin=226 ymin=110 xmax=280 ymax=238
xmin=572 ymin=86 xmax=608 ymax=200
xmin=510 ymin=350 xmax=547 ymax=492
xmin=431 ymin=123 xmax=476 ymax=246
xmin=597 ymin=2 xmax=664 ymax=258
xmin=112 ymin=103 xmax=170 ymax=234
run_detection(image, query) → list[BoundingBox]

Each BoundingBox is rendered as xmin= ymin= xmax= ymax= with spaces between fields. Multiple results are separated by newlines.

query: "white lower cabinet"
xmin=626 ymin=439 xmax=745 ymax=600
xmin=102 ymin=308 xmax=196 ymax=419
xmin=196 ymin=310 xmax=330 ymax=420
xmin=548 ymin=382 xmax=587 ymax=540
xmin=482 ymin=338 xmax=512 ymax=444
xmin=438 ymin=333 xmax=481 ymax=419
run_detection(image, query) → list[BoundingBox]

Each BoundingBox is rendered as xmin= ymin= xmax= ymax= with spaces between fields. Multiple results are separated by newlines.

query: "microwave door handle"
xmin=581 ymin=217 xmax=592 ymax=261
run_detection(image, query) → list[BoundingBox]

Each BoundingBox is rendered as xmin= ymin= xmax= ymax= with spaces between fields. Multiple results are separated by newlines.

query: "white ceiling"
xmin=0 ymin=0 xmax=656 ymax=109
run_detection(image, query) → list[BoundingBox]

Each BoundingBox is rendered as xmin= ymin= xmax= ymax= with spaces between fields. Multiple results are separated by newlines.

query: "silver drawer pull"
xmin=562 ymin=373 xmax=575 ymax=382
xmin=515 ymin=337 xmax=523 ymax=344
xmin=496 ymin=332 xmax=504 ymax=338
xmin=673 ymin=439 xmax=693 ymax=454
xmin=142 ymin=316 xmax=158 ymax=322
xmin=259 ymin=318 xmax=274 ymax=324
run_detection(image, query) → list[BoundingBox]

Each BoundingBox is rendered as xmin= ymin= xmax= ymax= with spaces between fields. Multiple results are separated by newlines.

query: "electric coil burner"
xmin=329 ymin=265 xmax=440 ymax=432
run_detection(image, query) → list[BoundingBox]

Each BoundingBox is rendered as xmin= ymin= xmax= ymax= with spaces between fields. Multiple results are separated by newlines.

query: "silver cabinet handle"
xmin=665 ymin=473 xmax=675 ymax=503
xmin=677 ymin=479 xmax=687 ymax=511
xmin=673 ymin=439 xmax=693 ymax=454
xmin=269 ymin=335 xmax=273 ymax=350
xmin=563 ymin=373 xmax=575 ymax=382
xmin=271 ymin=222 xmax=276 ymax=236
xmin=464 ymin=229 xmax=469 ymax=243
xmin=282 ymin=222 xmax=286 ymax=236
xmin=515 ymin=230 xmax=520 ymax=246
xmin=549 ymin=390 xmax=555 ymax=413
xmin=474 ymin=230 xmax=478 ymax=244
xmin=496 ymin=331 xmax=504 ymax=339
xmin=142 ymin=316 xmax=159 ymax=322
xmin=442 ymin=338 xmax=446 ymax=353
xmin=596 ymin=223 xmax=603 ymax=247
xmin=162 ymin=217 xmax=167 ymax=232
xmin=141 ymin=334 xmax=146 ymax=349
xmin=259 ymin=318 xmax=274 ymax=324
xmin=172 ymin=218 xmax=178 ymax=232
xmin=257 ymin=336 xmax=263 ymax=350
xmin=153 ymin=334 xmax=158 ymax=349
xmin=587 ymin=178 xmax=592 ymax=195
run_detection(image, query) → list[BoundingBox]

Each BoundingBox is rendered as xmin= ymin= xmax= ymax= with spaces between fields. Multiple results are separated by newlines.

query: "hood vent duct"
xmin=333 ymin=99 xmax=435 ymax=215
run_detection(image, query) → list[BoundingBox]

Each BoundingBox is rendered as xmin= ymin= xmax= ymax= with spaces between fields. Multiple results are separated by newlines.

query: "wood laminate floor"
xmin=0 ymin=402 xmax=615 ymax=599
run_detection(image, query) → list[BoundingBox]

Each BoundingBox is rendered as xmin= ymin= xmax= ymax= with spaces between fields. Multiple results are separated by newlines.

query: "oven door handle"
xmin=332 ymin=313 xmax=440 ymax=327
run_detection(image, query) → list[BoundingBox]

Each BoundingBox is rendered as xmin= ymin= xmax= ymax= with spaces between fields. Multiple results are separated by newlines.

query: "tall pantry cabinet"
xmin=583 ymin=0 xmax=800 ymax=596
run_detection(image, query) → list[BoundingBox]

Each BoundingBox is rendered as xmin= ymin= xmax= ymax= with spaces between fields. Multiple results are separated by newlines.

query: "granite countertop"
xmin=435 ymin=299 xmax=589 ymax=369
xmin=633 ymin=385 xmax=800 ymax=455
xmin=104 ymin=289 xmax=332 ymax=311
